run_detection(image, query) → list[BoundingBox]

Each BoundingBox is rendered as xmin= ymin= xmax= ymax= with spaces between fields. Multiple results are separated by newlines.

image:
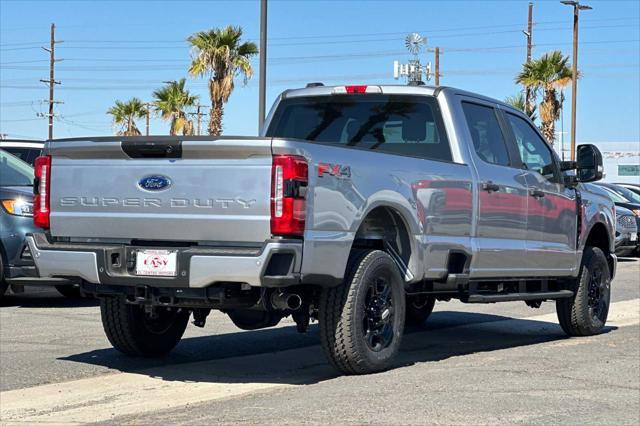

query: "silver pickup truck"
xmin=27 ymin=84 xmax=615 ymax=374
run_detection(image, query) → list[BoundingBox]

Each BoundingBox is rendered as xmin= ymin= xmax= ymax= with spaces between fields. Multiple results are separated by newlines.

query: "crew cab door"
xmin=501 ymin=111 xmax=578 ymax=275
xmin=460 ymin=100 xmax=530 ymax=278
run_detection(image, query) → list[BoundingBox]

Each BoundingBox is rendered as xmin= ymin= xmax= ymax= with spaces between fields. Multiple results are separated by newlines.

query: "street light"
xmin=560 ymin=0 xmax=592 ymax=161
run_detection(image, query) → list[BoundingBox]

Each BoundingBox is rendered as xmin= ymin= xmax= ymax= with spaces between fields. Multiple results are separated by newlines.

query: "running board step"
xmin=466 ymin=290 xmax=574 ymax=303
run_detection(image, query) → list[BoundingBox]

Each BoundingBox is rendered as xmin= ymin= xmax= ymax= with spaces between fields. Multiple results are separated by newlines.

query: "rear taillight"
xmin=33 ymin=155 xmax=51 ymax=229
xmin=271 ymin=155 xmax=308 ymax=237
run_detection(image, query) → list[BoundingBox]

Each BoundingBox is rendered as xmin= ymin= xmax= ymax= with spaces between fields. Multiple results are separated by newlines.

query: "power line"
xmin=1 ymin=39 xmax=637 ymax=72
xmin=3 ymin=21 xmax=637 ymax=53
xmin=5 ymin=16 xmax=634 ymax=45
xmin=3 ymin=43 xmax=636 ymax=69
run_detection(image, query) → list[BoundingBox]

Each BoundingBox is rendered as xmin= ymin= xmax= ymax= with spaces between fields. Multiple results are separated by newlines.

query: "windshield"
xmin=602 ymin=187 xmax=629 ymax=203
xmin=266 ymin=94 xmax=452 ymax=162
xmin=0 ymin=149 xmax=34 ymax=187
xmin=607 ymin=184 xmax=640 ymax=204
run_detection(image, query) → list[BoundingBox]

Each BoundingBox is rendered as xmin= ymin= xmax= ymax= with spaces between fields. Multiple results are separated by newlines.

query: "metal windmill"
xmin=393 ymin=33 xmax=431 ymax=85
xmin=405 ymin=33 xmax=425 ymax=57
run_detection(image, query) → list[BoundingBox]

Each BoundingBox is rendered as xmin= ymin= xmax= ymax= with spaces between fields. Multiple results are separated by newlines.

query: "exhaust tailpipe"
xmin=271 ymin=292 xmax=302 ymax=311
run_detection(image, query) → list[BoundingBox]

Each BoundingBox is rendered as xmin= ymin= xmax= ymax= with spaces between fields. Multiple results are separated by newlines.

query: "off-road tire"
xmin=557 ymin=246 xmax=611 ymax=336
xmin=55 ymin=284 xmax=83 ymax=299
xmin=319 ymin=249 xmax=406 ymax=375
xmin=405 ymin=294 xmax=436 ymax=325
xmin=100 ymin=296 xmax=190 ymax=357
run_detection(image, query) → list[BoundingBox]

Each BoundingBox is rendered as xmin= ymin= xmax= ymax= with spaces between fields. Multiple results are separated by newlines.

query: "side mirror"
xmin=576 ymin=144 xmax=603 ymax=182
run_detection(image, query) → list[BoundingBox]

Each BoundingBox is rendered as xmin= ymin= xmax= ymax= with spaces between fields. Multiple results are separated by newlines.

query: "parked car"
xmin=595 ymin=183 xmax=640 ymax=255
xmin=614 ymin=206 xmax=638 ymax=257
xmin=0 ymin=140 xmax=44 ymax=166
xmin=26 ymin=84 xmax=615 ymax=374
xmin=598 ymin=182 xmax=640 ymax=207
xmin=615 ymin=183 xmax=640 ymax=197
xmin=0 ymin=149 xmax=81 ymax=299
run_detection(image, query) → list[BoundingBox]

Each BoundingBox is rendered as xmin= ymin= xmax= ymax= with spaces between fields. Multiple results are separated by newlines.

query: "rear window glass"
xmin=266 ymin=95 xmax=452 ymax=162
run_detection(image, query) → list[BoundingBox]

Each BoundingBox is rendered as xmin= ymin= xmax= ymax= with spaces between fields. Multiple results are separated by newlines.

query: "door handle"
xmin=529 ymin=188 xmax=545 ymax=198
xmin=481 ymin=181 xmax=500 ymax=193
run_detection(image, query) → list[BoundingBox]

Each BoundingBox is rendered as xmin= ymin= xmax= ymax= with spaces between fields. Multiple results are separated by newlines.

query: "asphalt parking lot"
xmin=1 ymin=258 xmax=638 ymax=425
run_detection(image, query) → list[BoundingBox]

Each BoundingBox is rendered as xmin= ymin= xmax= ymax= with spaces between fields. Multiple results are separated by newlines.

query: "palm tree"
xmin=504 ymin=93 xmax=537 ymax=122
xmin=516 ymin=51 xmax=573 ymax=144
xmin=187 ymin=26 xmax=258 ymax=136
xmin=152 ymin=78 xmax=198 ymax=136
xmin=107 ymin=98 xmax=146 ymax=136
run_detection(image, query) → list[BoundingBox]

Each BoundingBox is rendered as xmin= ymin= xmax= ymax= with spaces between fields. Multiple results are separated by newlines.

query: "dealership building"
xmin=594 ymin=142 xmax=640 ymax=184
xmin=555 ymin=141 xmax=639 ymax=184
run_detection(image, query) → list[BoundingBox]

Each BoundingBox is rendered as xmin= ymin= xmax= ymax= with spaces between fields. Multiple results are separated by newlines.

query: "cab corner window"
xmin=506 ymin=113 xmax=557 ymax=182
xmin=461 ymin=102 xmax=510 ymax=167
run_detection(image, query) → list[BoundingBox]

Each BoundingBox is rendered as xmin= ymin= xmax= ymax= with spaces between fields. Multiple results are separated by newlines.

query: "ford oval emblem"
xmin=138 ymin=175 xmax=171 ymax=192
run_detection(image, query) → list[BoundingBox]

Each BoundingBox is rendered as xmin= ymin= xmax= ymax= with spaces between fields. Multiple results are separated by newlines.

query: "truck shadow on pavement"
xmin=60 ymin=310 xmax=616 ymax=385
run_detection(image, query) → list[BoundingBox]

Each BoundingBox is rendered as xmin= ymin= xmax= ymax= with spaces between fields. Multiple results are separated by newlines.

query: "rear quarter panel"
xmin=271 ymin=138 xmax=474 ymax=283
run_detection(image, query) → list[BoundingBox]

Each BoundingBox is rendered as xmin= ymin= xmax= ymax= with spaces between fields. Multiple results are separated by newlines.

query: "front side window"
xmin=506 ymin=113 xmax=557 ymax=181
xmin=461 ymin=102 xmax=510 ymax=167
xmin=266 ymin=95 xmax=452 ymax=162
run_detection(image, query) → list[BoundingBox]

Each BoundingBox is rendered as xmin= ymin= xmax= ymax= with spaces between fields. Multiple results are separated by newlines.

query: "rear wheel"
xmin=405 ymin=294 xmax=436 ymax=325
xmin=100 ymin=296 xmax=190 ymax=357
xmin=319 ymin=249 xmax=406 ymax=375
xmin=556 ymin=246 xmax=611 ymax=336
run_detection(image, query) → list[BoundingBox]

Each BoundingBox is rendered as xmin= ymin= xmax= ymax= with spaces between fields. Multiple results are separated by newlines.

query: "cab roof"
xmin=280 ymin=84 xmax=516 ymax=112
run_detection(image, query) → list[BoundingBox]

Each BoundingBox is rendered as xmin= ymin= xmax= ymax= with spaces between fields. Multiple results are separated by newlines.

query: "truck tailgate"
xmin=47 ymin=138 xmax=273 ymax=243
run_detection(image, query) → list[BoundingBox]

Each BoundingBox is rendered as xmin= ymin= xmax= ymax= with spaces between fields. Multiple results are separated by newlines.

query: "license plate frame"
xmin=135 ymin=249 xmax=178 ymax=277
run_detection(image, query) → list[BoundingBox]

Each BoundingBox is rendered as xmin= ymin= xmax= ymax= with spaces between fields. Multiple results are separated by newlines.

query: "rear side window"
xmin=266 ymin=95 xmax=452 ymax=162
xmin=461 ymin=102 xmax=510 ymax=167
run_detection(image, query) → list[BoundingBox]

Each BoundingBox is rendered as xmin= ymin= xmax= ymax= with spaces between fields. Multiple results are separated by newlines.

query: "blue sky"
xmin=1 ymin=0 xmax=638 ymax=144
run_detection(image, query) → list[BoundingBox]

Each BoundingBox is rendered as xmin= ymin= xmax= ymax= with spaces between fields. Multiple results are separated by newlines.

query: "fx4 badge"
xmin=317 ymin=163 xmax=351 ymax=179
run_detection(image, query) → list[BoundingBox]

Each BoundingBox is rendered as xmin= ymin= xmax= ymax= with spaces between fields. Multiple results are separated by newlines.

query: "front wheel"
xmin=100 ymin=296 xmax=190 ymax=357
xmin=319 ymin=249 xmax=406 ymax=375
xmin=556 ymin=246 xmax=611 ymax=336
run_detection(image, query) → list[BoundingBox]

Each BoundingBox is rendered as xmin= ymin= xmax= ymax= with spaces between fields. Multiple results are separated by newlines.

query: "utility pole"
xmin=258 ymin=0 xmax=268 ymax=133
xmin=144 ymin=102 xmax=151 ymax=136
xmin=561 ymin=0 xmax=592 ymax=161
xmin=196 ymin=104 xmax=202 ymax=136
xmin=40 ymin=23 xmax=62 ymax=140
xmin=434 ymin=47 xmax=441 ymax=86
xmin=187 ymin=104 xmax=207 ymax=136
xmin=523 ymin=2 xmax=534 ymax=115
